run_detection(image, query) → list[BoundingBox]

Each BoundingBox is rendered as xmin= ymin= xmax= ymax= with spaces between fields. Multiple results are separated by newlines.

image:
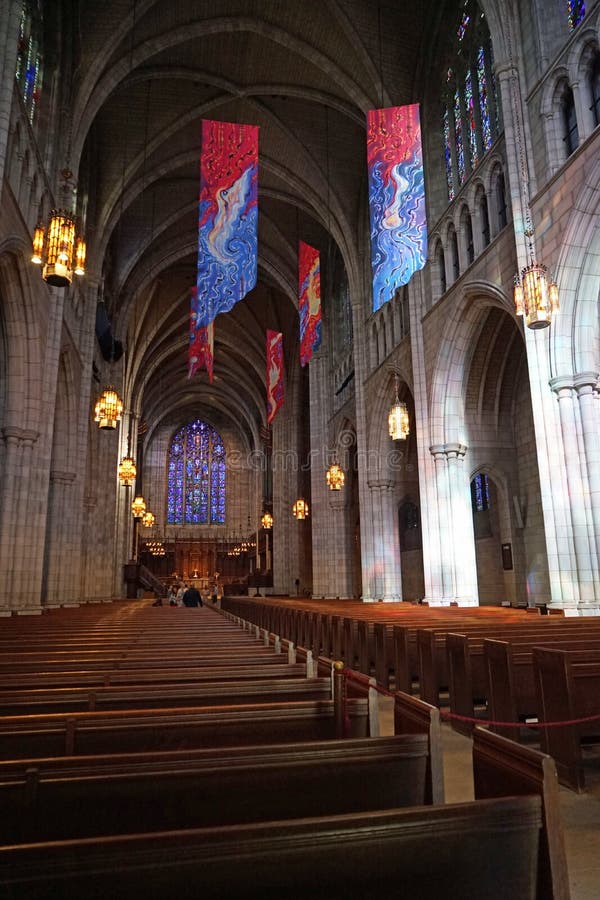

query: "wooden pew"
xmin=0 ymin=734 xmax=434 ymax=844
xmin=0 ymin=797 xmax=545 ymax=900
xmin=0 ymin=697 xmax=371 ymax=760
xmin=0 ymin=676 xmax=333 ymax=715
xmin=534 ymin=647 xmax=600 ymax=791
xmin=473 ymin=727 xmax=571 ymax=900
xmin=485 ymin=637 xmax=600 ymax=740
xmin=394 ymin=691 xmax=444 ymax=804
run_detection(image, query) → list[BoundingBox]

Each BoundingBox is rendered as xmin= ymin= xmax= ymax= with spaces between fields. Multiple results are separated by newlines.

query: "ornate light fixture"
xmin=292 ymin=498 xmax=309 ymax=520
xmin=94 ymin=387 xmax=123 ymax=429
xmin=513 ymin=230 xmax=559 ymax=329
xmin=131 ymin=495 xmax=146 ymax=519
xmin=261 ymin=511 xmax=273 ymax=529
xmin=142 ymin=510 xmax=155 ymax=528
xmin=30 ymin=170 xmax=86 ymax=286
xmin=118 ymin=435 xmax=136 ymax=486
xmin=326 ymin=461 xmax=345 ymax=491
xmin=388 ymin=374 xmax=409 ymax=441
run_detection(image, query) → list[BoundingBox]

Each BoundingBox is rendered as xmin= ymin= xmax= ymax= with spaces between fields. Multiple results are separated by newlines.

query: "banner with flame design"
xmin=367 ymin=104 xmax=427 ymax=312
xmin=298 ymin=241 xmax=322 ymax=367
xmin=189 ymin=288 xmax=214 ymax=381
xmin=196 ymin=119 xmax=258 ymax=327
xmin=266 ymin=329 xmax=284 ymax=424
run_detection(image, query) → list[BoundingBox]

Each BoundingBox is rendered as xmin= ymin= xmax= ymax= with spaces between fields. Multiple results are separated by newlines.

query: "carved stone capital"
xmin=50 ymin=470 xmax=77 ymax=484
xmin=1 ymin=427 xmax=40 ymax=448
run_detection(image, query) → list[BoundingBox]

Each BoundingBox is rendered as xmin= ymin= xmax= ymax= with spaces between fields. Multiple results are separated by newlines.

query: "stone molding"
xmin=50 ymin=470 xmax=77 ymax=484
xmin=429 ymin=442 xmax=468 ymax=459
xmin=1 ymin=426 xmax=40 ymax=447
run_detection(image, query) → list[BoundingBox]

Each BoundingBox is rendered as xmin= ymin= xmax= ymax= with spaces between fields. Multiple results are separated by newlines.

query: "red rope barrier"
xmin=341 ymin=667 xmax=600 ymax=728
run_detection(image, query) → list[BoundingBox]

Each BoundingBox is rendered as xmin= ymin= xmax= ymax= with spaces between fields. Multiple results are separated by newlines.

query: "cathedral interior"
xmin=0 ymin=1 xmax=599 ymax=612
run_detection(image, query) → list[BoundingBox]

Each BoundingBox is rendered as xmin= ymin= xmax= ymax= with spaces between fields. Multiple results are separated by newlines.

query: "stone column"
xmin=329 ymin=492 xmax=354 ymax=599
xmin=551 ymin=376 xmax=600 ymax=610
xmin=575 ymin=374 xmax=600 ymax=570
xmin=429 ymin=443 xmax=478 ymax=605
xmin=309 ymin=354 xmax=333 ymax=598
xmin=408 ymin=272 xmax=443 ymax=602
xmin=429 ymin=446 xmax=454 ymax=600
xmin=350 ymin=293 xmax=378 ymax=601
xmin=0 ymin=427 xmax=40 ymax=613
xmin=43 ymin=470 xmax=77 ymax=607
xmin=0 ymin=1 xmax=21 ymax=187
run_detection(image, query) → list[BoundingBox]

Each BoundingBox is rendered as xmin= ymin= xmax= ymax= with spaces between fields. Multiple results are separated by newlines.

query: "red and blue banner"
xmin=298 ymin=241 xmax=321 ymax=367
xmin=189 ymin=288 xmax=214 ymax=382
xmin=266 ymin=330 xmax=284 ymax=424
xmin=367 ymin=104 xmax=427 ymax=313
xmin=196 ymin=119 xmax=258 ymax=327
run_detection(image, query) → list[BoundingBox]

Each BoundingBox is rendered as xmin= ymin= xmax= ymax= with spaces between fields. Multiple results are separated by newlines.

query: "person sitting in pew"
xmin=182 ymin=584 xmax=203 ymax=608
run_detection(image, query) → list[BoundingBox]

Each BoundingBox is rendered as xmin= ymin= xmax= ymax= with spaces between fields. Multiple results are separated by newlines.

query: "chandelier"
xmin=31 ymin=170 xmax=86 ymax=287
xmin=142 ymin=510 xmax=155 ymax=528
xmin=131 ymin=495 xmax=146 ymax=519
xmin=388 ymin=375 xmax=409 ymax=441
xmin=292 ymin=498 xmax=309 ymax=520
xmin=118 ymin=453 xmax=136 ymax=486
xmin=147 ymin=540 xmax=165 ymax=557
xmin=513 ymin=231 xmax=559 ymax=329
xmin=326 ymin=462 xmax=345 ymax=491
xmin=94 ymin=387 xmax=123 ymax=429
xmin=261 ymin=511 xmax=273 ymax=529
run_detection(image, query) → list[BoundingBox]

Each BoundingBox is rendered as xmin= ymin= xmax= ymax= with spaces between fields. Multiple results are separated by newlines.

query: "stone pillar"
xmin=408 ymin=272 xmax=443 ymax=602
xmin=429 ymin=443 xmax=478 ymax=605
xmin=0 ymin=1 xmax=21 ymax=187
xmin=551 ymin=376 xmax=600 ymax=610
xmin=329 ymin=493 xmax=354 ymax=599
xmin=309 ymin=354 xmax=333 ymax=598
xmin=43 ymin=470 xmax=77 ymax=607
xmin=0 ymin=427 xmax=40 ymax=613
xmin=575 ymin=374 xmax=600 ymax=567
xmin=350 ymin=294 xmax=378 ymax=601
xmin=367 ymin=479 xmax=402 ymax=601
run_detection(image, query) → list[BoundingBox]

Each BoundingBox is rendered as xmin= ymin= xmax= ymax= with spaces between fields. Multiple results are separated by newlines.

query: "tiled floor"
xmin=441 ymin=726 xmax=600 ymax=900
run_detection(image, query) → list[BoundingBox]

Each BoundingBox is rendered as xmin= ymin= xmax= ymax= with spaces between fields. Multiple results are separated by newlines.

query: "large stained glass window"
xmin=567 ymin=1 xmax=585 ymax=29
xmin=443 ymin=108 xmax=455 ymax=200
xmin=167 ymin=420 xmax=226 ymax=525
xmin=477 ymin=46 xmax=492 ymax=151
xmin=465 ymin=69 xmax=478 ymax=168
xmin=15 ymin=2 xmax=43 ymax=124
xmin=441 ymin=2 xmax=499 ymax=202
xmin=454 ymin=89 xmax=465 ymax=185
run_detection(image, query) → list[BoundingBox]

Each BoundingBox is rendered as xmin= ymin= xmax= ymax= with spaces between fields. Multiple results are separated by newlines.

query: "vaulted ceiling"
xmin=73 ymin=0 xmax=446 ymax=438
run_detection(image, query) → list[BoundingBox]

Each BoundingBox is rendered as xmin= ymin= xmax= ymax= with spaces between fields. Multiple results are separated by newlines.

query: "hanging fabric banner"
xmin=189 ymin=288 xmax=214 ymax=382
xmin=196 ymin=119 xmax=259 ymax=327
xmin=266 ymin=329 xmax=284 ymax=424
xmin=367 ymin=103 xmax=427 ymax=313
xmin=298 ymin=240 xmax=322 ymax=367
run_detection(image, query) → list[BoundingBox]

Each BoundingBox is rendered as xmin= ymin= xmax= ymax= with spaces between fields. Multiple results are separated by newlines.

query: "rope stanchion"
xmin=342 ymin=667 xmax=395 ymax=698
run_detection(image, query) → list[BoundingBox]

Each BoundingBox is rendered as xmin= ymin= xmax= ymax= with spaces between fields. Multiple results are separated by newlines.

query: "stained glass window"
xmin=457 ymin=11 xmax=471 ymax=41
xmin=443 ymin=109 xmax=455 ymax=200
xmin=15 ymin=3 xmax=43 ymax=124
xmin=567 ymin=1 xmax=585 ymax=29
xmin=465 ymin=69 xmax=478 ymax=168
xmin=454 ymin=89 xmax=465 ymax=185
xmin=477 ymin=47 xmax=492 ymax=150
xmin=471 ymin=473 xmax=490 ymax=513
xmin=167 ymin=420 xmax=226 ymax=525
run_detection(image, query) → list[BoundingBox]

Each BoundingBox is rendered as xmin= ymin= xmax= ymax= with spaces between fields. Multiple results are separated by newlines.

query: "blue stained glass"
xmin=477 ymin=47 xmax=492 ymax=150
xmin=15 ymin=4 xmax=42 ymax=124
xmin=567 ymin=1 xmax=585 ymax=29
xmin=457 ymin=12 xmax=471 ymax=41
xmin=465 ymin=69 xmax=478 ymax=168
xmin=472 ymin=474 xmax=490 ymax=512
xmin=167 ymin=420 xmax=226 ymax=525
xmin=443 ymin=109 xmax=455 ymax=201
xmin=454 ymin=89 xmax=465 ymax=185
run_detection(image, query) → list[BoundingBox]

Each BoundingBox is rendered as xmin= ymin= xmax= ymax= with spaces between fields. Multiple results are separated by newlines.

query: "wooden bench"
xmin=0 ymin=697 xmax=371 ymax=759
xmin=473 ymin=727 xmax=570 ymax=900
xmin=534 ymin=647 xmax=600 ymax=791
xmin=0 ymin=734 xmax=434 ymax=844
xmin=485 ymin=637 xmax=600 ymax=741
xmin=0 ymin=797 xmax=544 ymax=900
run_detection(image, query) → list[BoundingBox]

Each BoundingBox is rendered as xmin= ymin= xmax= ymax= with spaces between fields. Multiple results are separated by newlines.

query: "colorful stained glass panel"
xmin=477 ymin=47 xmax=492 ymax=150
xmin=167 ymin=420 xmax=226 ymax=525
